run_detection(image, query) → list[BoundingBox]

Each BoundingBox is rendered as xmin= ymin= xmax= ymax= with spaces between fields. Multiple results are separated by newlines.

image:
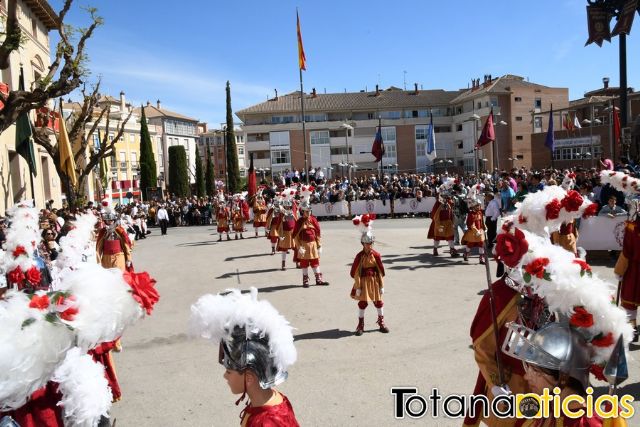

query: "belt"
xmin=360 ymin=267 xmax=377 ymax=277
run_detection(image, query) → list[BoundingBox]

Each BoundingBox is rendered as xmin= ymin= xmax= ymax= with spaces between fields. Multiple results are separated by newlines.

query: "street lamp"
xmin=467 ymin=114 xmax=481 ymax=175
xmin=340 ymin=123 xmax=354 ymax=182
xmin=494 ymin=120 xmax=508 ymax=171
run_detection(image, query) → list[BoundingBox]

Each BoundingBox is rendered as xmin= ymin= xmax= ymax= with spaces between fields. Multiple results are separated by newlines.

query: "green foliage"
xmin=225 ymin=81 xmax=241 ymax=194
xmin=138 ymin=107 xmax=157 ymax=199
xmin=205 ymin=143 xmax=215 ymax=196
xmin=168 ymin=145 xmax=189 ymax=197
xmin=195 ymin=148 xmax=205 ymax=197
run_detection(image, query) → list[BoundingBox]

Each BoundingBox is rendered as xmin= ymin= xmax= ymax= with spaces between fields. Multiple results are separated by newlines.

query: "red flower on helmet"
xmin=29 ymin=294 xmax=50 ymax=310
xmin=8 ymin=267 xmax=25 ymax=284
xmin=56 ymin=295 xmax=78 ymax=321
xmin=591 ymin=332 xmax=614 ymax=347
xmin=582 ymin=203 xmax=599 ymax=219
xmin=25 ymin=267 xmax=42 ymax=285
xmin=561 ymin=190 xmax=583 ymax=212
xmin=352 ymin=218 xmax=361 ymax=226
xmin=495 ymin=228 xmax=529 ymax=268
xmin=12 ymin=245 xmax=27 ymax=258
xmin=518 ymin=214 xmax=527 ymax=224
xmin=524 ymin=257 xmax=550 ymax=279
xmin=369 ymin=213 xmax=376 ymax=220
xmin=569 ymin=306 xmax=594 ymax=328
xmin=573 ymin=259 xmax=592 ymax=277
xmin=545 ymin=199 xmax=562 ymax=220
xmin=123 ymin=271 xmax=159 ymax=315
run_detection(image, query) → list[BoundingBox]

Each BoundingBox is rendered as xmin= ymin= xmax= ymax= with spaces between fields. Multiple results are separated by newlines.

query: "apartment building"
xmin=0 ymin=0 xmax=62 ymax=213
xmin=139 ymin=101 xmax=199 ymax=186
xmin=197 ymin=126 xmax=246 ymax=184
xmin=236 ymin=75 xmax=568 ymax=178
xmin=531 ymin=79 xmax=640 ymax=169
xmin=63 ymin=92 xmax=163 ymax=204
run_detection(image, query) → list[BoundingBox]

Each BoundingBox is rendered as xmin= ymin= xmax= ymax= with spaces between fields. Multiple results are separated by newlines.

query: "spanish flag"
xmin=58 ymin=100 xmax=77 ymax=186
xmin=296 ymin=10 xmax=306 ymax=71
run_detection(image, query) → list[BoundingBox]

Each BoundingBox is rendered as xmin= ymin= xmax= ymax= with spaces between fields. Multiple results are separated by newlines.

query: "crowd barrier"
xmin=311 ymin=201 xmax=349 ymax=217
xmin=577 ymin=216 xmax=626 ymax=251
xmin=350 ymin=200 xmax=391 ymax=216
xmin=392 ymin=197 xmax=436 ymax=215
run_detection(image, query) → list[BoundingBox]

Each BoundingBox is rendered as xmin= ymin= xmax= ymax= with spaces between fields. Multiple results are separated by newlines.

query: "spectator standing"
xmin=156 ymin=204 xmax=169 ymax=236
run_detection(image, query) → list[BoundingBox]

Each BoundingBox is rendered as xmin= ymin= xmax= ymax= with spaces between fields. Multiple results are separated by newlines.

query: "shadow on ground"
xmin=215 ymin=268 xmax=280 ymax=279
xmin=294 ymin=329 xmax=353 ymax=341
xmin=224 ymin=253 xmax=272 ymax=262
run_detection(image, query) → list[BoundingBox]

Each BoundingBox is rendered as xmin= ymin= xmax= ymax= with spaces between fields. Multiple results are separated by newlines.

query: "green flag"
xmin=15 ymin=66 xmax=36 ymax=176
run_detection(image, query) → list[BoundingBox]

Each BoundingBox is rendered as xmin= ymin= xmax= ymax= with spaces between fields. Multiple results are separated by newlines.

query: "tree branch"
xmin=0 ymin=0 xmax=22 ymax=69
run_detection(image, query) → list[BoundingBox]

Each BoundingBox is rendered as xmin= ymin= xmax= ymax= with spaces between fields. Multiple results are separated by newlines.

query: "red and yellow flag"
xmin=296 ymin=10 xmax=306 ymax=70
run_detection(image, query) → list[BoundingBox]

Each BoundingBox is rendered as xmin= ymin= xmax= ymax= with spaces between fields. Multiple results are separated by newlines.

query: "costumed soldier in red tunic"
xmin=349 ymin=214 xmax=389 ymax=336
xmin=292 ymin=200 xmax=328 ymax=288
xmin=216 ymin=196 xmax=231 ymax=242
xmin=615 ymin=198 xmax=640 ymax=344
xmin=231 ymin=202 xmax=245 ymax=240
xmin=461 ymin=196 xmax=486 ymax=264
xmin=277 ymin=198 xmax=298 ymax=271
xmin=266 ymin=198 xmax=283 ymax=255
xmin=252 ymin=191 xmax=268 ymax=238
xmin=190 ymin=289 xmax=299 ymax=427
xmin=96 ymin=207 xmax=132 ymax=272
xmin=550 ymin=220 xmax=579 ymax=256
xmin=428 ymin=179 xmax=459 ymax=257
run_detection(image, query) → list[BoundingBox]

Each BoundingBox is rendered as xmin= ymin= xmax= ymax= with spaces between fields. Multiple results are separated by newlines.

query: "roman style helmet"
xmin=190 ymin=288 xmax=297 ymax=390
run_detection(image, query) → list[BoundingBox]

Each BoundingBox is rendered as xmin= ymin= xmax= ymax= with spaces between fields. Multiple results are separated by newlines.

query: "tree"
xmin=32 ymin=81 xmax=132 ymax=207
xmin=138 ymin=106 xmax=157 ymax=199
xmin=168 ymin=145 xmax=189 ymax=197
xmin=205 ymin=143 xmax=215 ymax=196
xmin=195 ymin=148 xmax=205 ymax=197
xmin=0 ymin=0 xmax=103 ymax=134
xmin=225 ymin=81 xmax=241 ymax=194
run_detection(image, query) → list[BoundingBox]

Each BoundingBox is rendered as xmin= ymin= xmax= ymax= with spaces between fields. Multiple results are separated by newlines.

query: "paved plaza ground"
xmin=110 ymin=218 xmax=640 ymax=426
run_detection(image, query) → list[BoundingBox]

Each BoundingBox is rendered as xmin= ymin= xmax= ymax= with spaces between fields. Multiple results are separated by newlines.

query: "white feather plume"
xmin=55 ymin=214 xmax=98 ymax=271
xmin=52 ymin=347 xmax=111 ymax=427
xmin=189 ymin=288 xmax=297 ymax=376
xmin=3 ymin=202 xmax=41 ymax=279
xmin=0 ymin=290 xmax=74 ymax=410
xmin=57 ymin=264 xmax=143 ymax=350
xmin=599 ymin=170 xmax=640 ymax=196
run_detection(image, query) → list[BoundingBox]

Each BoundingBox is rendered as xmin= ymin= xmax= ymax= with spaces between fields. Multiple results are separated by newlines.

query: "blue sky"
xmin=57 ymin=0 xmax=640 ymax=127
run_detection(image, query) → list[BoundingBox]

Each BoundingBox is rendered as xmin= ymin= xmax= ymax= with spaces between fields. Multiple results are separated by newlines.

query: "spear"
xmin=602 ymin=334 xmax=628 ymax=427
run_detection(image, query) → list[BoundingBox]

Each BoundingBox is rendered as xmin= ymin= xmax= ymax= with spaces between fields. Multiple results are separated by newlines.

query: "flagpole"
xmin=29 ymin=163 xmax=35 ymax=202
xmin=378 ymin=116 xmax=383 ymax=183
xmin=299 ymin=67 xmax=309 ymax=184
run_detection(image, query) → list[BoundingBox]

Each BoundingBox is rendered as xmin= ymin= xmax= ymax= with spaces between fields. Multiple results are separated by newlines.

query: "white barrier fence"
xmin=350 ymin=200 xmax=391 ymax=216
xmin=577 ymin=216 xmax=626 ymax=251
xmin=311 ymin=201 xmax=350 ymax=217
xmin=393 ymin=197 xmax=436 ymax=215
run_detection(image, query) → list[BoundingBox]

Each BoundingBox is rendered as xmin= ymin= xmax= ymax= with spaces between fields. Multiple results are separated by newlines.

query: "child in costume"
xmin=266 ymin=198 xmax=283 ymax=255
xmin=461 ymin=195 xmax=486 ymax=264
xmin=277 ymin=198 xmax=298 ymax=271
xmin=252 ymin=192 xmax=268 ymax=238
xmin=428 ymin=178 xmax=459 ymax=257
xmin=216 ymin=196 xmax=231 ymax=242
xmin=349 ymin=214 xmax=389 ymax=336
xmin=293 ymin=201 xmax=328 ymax=288
xmin=189 ymin=289 xmax=299 ymax=427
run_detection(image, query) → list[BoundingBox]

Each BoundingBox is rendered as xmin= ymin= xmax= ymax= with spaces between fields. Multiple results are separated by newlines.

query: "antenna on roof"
xmin=403 ymin=70 xmax=407 ymax=90
xmin=324 ymin=88 xmax=326 ymax=94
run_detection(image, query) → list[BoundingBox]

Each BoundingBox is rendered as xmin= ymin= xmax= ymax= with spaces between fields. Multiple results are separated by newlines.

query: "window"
xmin=367 ymin=112 xmax=375 ymax=120
xmin=535 ymin=98 xmax=542 ymax=109
xmin=534 ymin=117 xmax=543 ymax=128
xmin=270 ymin=131 xmax=290 ymax=147
xmin=381 ymin=127 xmax=396 ymax=142
xmin=304 ymin=113 xmax=327 ymax=122
xmin=271 ymin=115 xmax=296 ymax=124
xmin=164 ymin=120 xmax=196 ymax=136
xmin=310 ymin=130 xmax=330 ymax=145
xmin=404 ymin=110 xmax=429 ymax=119
xmin=457 ymin=141 xmax=464 ymax=149
xmin=379 ymin=111 xmax=401 ymax=119
xmin=330 ymin=147 xmax=352 ymax=155
xmin=515 ymin=116 xmax=523 ymax=121
xmin=514 ymin=97 xmax=522 ymax=102
xmin=416 ymin=142 xmax=426 ymax=157
xmin=456 ymin=124 xmax=463 ymax=132
xmin=271 ymin=150 xmax=290 ymax=164
xmin=415 ymin=126 xmax=429 ymax=140
xmin=129 ymin=133 xmax=136 ymax=144
xmin=130 ymin=152 xmax=138 ymax=169
xmin=238 ymin=147 xmax=244 ymax=155
xmin=110 ymin=155 xmax=117 ymax=168
xmin=490 ymin=97 xmax=499 ymax=107
xmin=516 ymin=135 xmax=524 ymax=140
xmin=31 ymin=16 xmax=37 ymax=40
xmin=561 ymin=148 xmax=571 ymax=160
xmin=434 ymin=126 xmax=450 ymax=133
xmin=382 ymin=143 xmax=396 ymax=159
xmin=92 ymin=133 xmax=100 ymax=150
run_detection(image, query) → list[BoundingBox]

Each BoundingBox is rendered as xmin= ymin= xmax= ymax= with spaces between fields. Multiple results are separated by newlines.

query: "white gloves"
xmin=298 ymin=247 xmax=306 ymax=256
xmin=318 ymin=246 xmax=323 ymax=255
xmin=491 ymin=385 xmax=511 ymax=397
xmin=380 ymin=288 xmax=384 ymax=295
xmin=355 ymin=289 xmax=361 ymax=297
xmin=125 ymin=260 xmax=132 ymax=268
xmin=615 ymin=274 xmax=624 ymax=282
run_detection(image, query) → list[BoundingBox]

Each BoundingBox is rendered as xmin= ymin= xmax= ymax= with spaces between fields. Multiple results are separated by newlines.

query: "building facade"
xmin=139 ymin=101 xmax=199 ymax=187
xmin=236 ymin=75 xmax=568 ymax=179
xmin=197 ymin=126 xmax=247 ymax=186
xmin=0 ymin=0 xmax=62 ymax=213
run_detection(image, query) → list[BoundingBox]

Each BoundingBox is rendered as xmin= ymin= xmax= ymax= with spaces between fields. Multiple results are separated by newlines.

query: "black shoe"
xmin=633 ymin=327 xmax=639 ymax=344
